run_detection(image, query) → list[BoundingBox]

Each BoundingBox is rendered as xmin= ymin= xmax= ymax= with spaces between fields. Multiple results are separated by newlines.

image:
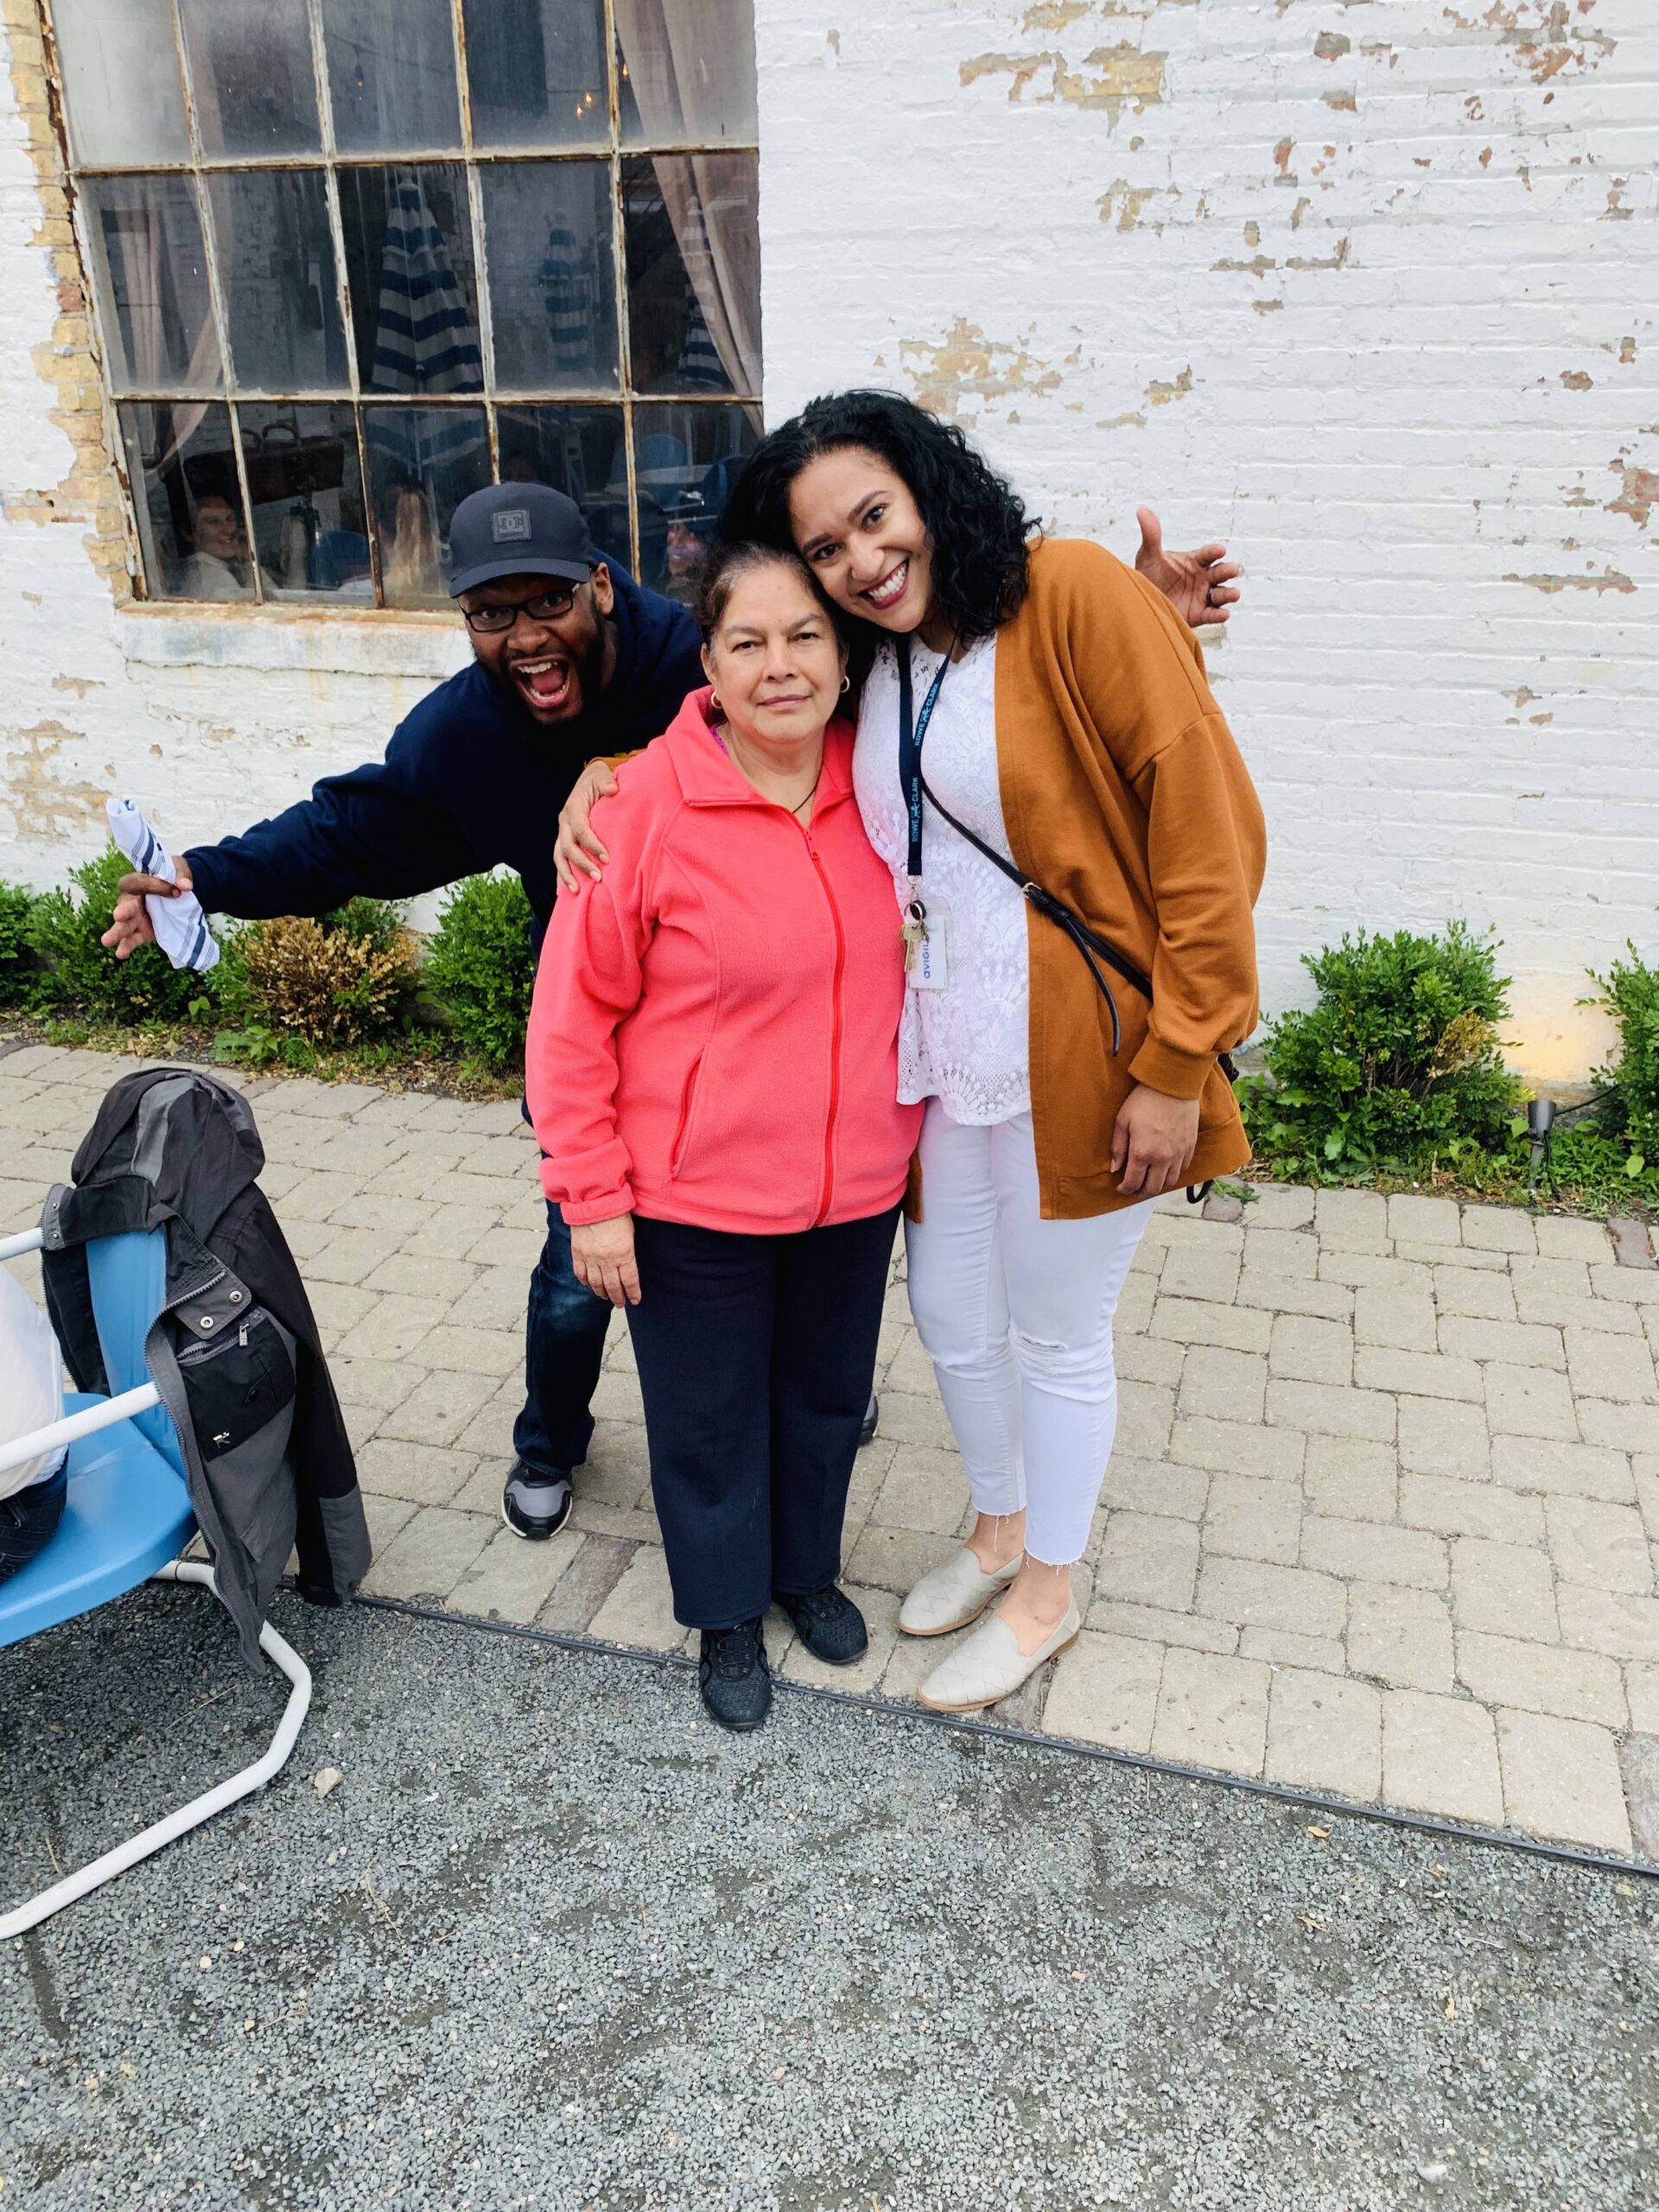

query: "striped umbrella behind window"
xmin=674 ymin=194 xmax=728 ymax=392
xmin=368 ymin=168 xmax=487 ymax=479
xmin=366 ymin=169 xmax=489 ymax=594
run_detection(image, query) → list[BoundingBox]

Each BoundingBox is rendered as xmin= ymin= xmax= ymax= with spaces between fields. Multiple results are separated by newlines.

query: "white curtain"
xmin=612 ymin=0 xmax=761 ymax=421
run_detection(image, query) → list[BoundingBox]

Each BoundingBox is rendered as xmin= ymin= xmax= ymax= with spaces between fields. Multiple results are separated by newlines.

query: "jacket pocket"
xmin=177 ymin=1308 xmax=300 ymax=1584
xmin=176 ymin=1307 xmax=296 ymax=1459
xmin=667 ymin=1052 xmax=705 ymax=1181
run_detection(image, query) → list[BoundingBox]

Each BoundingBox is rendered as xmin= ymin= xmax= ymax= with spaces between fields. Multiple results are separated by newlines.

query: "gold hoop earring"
xmin=709 ymin=692 xmax=721 ymax=715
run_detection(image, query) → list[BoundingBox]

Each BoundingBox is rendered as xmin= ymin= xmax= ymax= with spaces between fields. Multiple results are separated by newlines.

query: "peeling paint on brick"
xmin=3 ymin=9 xmax=130 ymax=597
xmin=1097 ymin=177 xmax=1175 ymax=230
xmin=1605 ymin=464 xmax=1658 ymax=531
xmin=1285 ymin=237 xmax=1351 ymax=272
xmin=1503 ymin=569 xmax=1637 ymax=596
xmin=1 ymin=719 xmax=107 ymax=838
xmin=1440 ymin=0 xmax=1615 ymax=85
xmin=1020 ymin=0 xmax=1092 ymax=28
xmin=1147 ymin=367 xmax=1193 ymax=406
xmin=960 ymin=41 xmax=1166 ymax=123
xmin=898 ymin=319 xmax=1068 ymax=417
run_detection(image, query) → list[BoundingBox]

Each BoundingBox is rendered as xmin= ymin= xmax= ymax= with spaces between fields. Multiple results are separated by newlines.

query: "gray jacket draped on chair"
xmin=40 ymin=1068 xmax=370 ymax=1665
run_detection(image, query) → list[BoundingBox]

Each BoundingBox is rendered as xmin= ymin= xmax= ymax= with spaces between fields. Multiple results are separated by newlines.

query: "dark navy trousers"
xmin=625 ymin=1206 xmax=899 ymax=1630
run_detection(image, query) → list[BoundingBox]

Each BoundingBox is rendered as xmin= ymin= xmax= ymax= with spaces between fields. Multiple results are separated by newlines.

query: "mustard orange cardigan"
xmin=978 ymin=536 xmax=1265 ymax=1219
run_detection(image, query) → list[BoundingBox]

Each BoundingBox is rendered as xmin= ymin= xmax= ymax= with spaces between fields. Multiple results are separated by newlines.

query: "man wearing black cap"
xmin=104 ymin=482 xmax=705 ymax=1545
xmin=104 ymin=479 xmax=1242 ymax=1548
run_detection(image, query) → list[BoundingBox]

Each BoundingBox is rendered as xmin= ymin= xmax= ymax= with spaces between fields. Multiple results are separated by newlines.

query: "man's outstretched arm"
xmin=102 ymin=736 xmax=471 ymax=959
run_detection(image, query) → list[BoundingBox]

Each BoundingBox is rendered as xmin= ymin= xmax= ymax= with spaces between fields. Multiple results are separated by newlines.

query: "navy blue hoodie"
xmin=186 ymin=573 xmax=701 ymax=945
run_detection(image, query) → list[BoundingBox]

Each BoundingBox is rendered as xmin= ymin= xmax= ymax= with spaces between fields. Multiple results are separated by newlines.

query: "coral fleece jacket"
xmin=528 ymin=690 xmax=922 ymax=1236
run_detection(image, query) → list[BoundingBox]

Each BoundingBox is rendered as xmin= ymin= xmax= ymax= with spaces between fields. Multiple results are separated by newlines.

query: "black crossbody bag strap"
xmin=917 ymin=770 xmax=1239 ymax=1204
xmin=918 ymin=766 xmax=1240 ymax=1083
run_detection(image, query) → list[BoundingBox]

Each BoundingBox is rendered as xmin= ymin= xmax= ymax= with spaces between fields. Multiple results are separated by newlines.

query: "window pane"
xmin=80 ymin=175 xmax=222 ymax=396
xmin=364 ymin=405 xmax=492 ymax=605
xmin=338 ymin=165 xmax=483 ymax=397
xmin=207 ymin=171 xmax=347 ymax=395
xmin=322 ymin=0 xmax=461 ymax=153
xmin=51 ymin=0 xmax=190 ymax=164
xmin=497 ymin=405 xmax=628 ymax=571
xmin=178 ymin=0 xmax=321 ymax=159
xmin=632 ymin=401 xmax=759 ymax=601
xmin=462 ymin=0 xmax=608 ymax=149
xmin=615 ymin=0 xmax=758 ymax=147
xmin=480 ymin=163 xmax=617 ymax=395
xmin=239 ymin=404 xmax=372 ymax=601
xmin=118 ymin=402 xmax=255 ymax=601
xmin=622 ymin=156 xmax=758 ymax=397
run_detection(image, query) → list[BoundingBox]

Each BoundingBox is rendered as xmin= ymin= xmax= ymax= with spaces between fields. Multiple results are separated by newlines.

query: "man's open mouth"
xmin=511 ymin=656 xmax=574 ymax=711
xmin=863 ymin=560 xmax=909 ymax=611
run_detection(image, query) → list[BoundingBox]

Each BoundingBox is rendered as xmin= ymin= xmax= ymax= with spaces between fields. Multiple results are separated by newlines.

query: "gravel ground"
xmin=3 ymin=1590 xmax=1656 ymax=2212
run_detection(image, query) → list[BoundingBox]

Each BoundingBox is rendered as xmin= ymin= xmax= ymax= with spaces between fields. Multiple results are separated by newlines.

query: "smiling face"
xmin=194 ymin=493 xmax=245 ymax=561
xmin=460 ymin=564 xmax=615 ymax=724
xmin=786 ymin=446 xmax=937 ymax=636
xmin=700 ymin=557 xmax=846 ymax=756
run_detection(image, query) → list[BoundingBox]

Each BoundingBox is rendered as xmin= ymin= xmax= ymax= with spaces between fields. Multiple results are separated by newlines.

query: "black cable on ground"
xmin=346 ymin=1590 xmax=1659 ymax=1886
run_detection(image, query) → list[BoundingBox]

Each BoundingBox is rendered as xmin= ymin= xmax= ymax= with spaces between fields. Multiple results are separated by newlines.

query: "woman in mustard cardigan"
xmin=561 ymin=393 xmax=1264 ymax=1713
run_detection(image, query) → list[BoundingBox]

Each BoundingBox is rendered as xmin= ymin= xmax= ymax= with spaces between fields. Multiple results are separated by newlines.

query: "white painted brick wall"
xmin=3 ymin=0 xmax=1656 ymax=1077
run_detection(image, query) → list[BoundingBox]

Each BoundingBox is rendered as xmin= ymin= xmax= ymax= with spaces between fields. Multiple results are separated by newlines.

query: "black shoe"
xmin=859 ymin=1395 xmax=880 ymax=1448
xmin=501 ymin=1460 xmax=574 ymax=1541
xmin=778 ymin=1583 xmax=868 ymax=1667
xmin=698 ymin=1619 xmax=772 ymax=1732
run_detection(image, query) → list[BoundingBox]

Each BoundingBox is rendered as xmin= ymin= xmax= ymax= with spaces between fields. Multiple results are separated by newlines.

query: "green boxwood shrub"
xmin=27 ymin=846 xmax=222 ymax=1026
xmin=1590 ymin=945 xmax=1659 ymax=1170
xmin=1242 ymin=922 xmax=1521 ymax=1181
xmin=0 ymin=880 xmax=36 ymax=1003
xmin=423 ymin=872 xmax=536 ymax=1074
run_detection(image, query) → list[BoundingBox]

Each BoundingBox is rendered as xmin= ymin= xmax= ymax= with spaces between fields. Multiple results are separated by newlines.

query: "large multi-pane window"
xmin=48 ymin=0 xmax=760 ymax=609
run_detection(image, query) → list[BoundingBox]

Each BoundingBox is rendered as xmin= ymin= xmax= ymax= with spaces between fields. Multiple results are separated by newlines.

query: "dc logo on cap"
xmin=491 ymin=508 xmax=532 ymax=543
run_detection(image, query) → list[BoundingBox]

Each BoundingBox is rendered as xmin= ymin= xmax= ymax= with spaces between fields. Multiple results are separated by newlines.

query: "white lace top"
xmin=852 ymin=632 xmax=1032 ymax=1125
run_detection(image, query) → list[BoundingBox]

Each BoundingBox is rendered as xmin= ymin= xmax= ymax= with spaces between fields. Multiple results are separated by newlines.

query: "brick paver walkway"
xmin=5 ymin=1042 xmax=1658 ymax=1859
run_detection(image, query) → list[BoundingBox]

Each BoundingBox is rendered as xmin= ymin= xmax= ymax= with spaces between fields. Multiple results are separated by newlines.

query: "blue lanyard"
xmin=896 ymin=639 xmax=955 ymax=881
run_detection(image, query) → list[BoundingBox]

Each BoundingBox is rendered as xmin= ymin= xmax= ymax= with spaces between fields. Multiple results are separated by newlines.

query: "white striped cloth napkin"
xmin=105 ymin=797 xmax=219 ymax=972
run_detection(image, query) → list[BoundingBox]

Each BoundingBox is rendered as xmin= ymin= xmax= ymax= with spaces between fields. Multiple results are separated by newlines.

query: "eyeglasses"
xmin=461 ymin=584 xmax=582 ymax=633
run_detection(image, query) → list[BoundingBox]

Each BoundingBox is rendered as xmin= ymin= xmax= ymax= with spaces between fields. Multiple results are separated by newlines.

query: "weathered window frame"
xmin=41 ymin=0 xmax=761 ymax=610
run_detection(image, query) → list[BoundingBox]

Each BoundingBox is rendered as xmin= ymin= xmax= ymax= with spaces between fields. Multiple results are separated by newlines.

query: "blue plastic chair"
xmin=0 ymin=1225 xmax=312 ymax=1941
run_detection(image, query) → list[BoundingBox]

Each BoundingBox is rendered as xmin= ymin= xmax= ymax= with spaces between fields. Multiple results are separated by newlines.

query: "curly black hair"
xmin=721 ymin=391 xmax=1033 ymax=651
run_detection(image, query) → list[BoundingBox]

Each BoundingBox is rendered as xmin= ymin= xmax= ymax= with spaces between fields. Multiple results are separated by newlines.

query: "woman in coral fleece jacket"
xmin=527 ymin=539 xmax=920 ymax=1732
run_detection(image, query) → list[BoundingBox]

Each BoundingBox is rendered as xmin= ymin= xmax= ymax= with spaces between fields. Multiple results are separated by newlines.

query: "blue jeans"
xmin=0 ymin=1460 xmax=67 ymax=1585
xmin=512 ymin=1200 xmax=613 ymax=1477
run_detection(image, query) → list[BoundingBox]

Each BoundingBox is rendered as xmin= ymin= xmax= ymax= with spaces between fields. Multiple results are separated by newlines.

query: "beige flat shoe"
xmin=898 ymin=1546 xmax=1024 ymax=1637
xmin=914 ymin=1600 xmax=1081 ymax=1713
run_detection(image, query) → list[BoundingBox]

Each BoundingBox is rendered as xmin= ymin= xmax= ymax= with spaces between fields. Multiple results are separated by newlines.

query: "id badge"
xmin=907 ymin=898 xmax=952 ymax=992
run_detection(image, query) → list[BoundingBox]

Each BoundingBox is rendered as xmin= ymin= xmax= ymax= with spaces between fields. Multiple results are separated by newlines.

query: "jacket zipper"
xmin=804 ymin=829 xmax=847 ymax=1226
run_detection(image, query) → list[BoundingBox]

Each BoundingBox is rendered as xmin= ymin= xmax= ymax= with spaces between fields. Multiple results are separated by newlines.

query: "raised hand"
xmin=1135 ymin=506 xmax=1242 ymax=629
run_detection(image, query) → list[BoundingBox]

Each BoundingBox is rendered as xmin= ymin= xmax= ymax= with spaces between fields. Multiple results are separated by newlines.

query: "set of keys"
xmin=901 ymin=899 xmax=928 ymax=972
xmin=901 ymin=896 xmax=950 ymax=990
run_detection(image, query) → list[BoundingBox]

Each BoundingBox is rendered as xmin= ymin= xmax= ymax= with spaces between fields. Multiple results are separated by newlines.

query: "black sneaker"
xmin=859 ymin=1395 xmax=880 ymax=1447
xmin=698 ymin=1619 xmax=772 ymax=1732
xmin=501 ymin=1460 xmax=574 ymax=1541
xmin=778 ymin=1584 xmax=868 ymax=1667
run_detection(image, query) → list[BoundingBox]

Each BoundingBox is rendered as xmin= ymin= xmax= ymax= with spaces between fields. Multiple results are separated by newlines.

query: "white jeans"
xmin=905 ymin=1103 xmax=1158 ymax=1568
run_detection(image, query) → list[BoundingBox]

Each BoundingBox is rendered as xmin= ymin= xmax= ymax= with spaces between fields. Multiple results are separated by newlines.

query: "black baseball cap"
xmin=448 ymin=481 xmax=598 ymax=597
